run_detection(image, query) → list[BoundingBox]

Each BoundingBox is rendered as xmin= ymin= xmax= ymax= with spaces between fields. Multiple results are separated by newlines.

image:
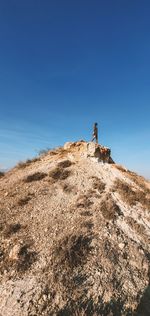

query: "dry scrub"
xmin=16 ymin=158 xmax=40 ymax=169
xmin=91 ymin=176 xmax=106 ymax=193
xmin=114 ymin=179 xmax=150 ymax=209
xmin=57 ymin=159 xmax=72 ymax=168
xmin=0 ymin=171 xmax=5 ymax=178
xmin=3 ymin=223 xmax=21 ymax=237
xmin=18 ymin=195 xmax=33 ymax=206
xmin=24 ymin=172 xmax=47 ymax=182
xmin=100 ymin=195 xmax=122 ymax=220
xmin=61 ymin=182 xmax=74 ymax=193
xmin=49 ymin=167 xmax=71 ymax=182
xmin=0 ymin=242 xmax=37 ymax=275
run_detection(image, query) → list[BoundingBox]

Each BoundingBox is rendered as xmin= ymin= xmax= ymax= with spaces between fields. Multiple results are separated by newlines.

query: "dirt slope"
xmin=0 ymin=141 xmax=150 ymax=316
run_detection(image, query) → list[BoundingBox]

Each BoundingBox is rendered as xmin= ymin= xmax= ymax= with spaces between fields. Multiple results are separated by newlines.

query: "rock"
xmin=9 ymin=245 xmax=21 ymax=260
xmin=119 ymin=243 xmax=125 ymax=250
xmin=64 ymin=142 xmax=74 ymax=150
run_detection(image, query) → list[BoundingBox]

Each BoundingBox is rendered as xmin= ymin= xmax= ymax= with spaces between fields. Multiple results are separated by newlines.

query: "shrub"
xmin=38 ymin=148 xmax=52 ymax=156
xmin=100 ymin=196 xmax=122 ymax=220
xmin=24 ymin=172 xmax=47 ymax=182
xmin=114 ymin=179 xmax=150 ymax=208
xmin=52 ymin=232 xmax=93 ymax=271
xmin=4 ymin=223 xmax=21 ymax=237
xmin=16 ymin=244 xmax=37 ymax=272
xmin=61 ymin=183 xmax=73 ymax=193
xmin=49 ymin=167 xmax=71 ymax=182
xmin=91 ymin=176 xmax=105 ymax=193
xmin=18 ymin=194 xmax=33 ymax=206
xmin=0 ymin=171 xmax=4 ymax=178
xmin=16 ymin=157 xmax=40 ymax=169
xmin=57 ymin=160 xmax=72 ymax=168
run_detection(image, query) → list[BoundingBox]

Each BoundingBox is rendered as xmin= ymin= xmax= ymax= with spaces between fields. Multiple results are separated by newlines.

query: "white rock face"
xmin=64 ymin=141 xmax=112 ymax=162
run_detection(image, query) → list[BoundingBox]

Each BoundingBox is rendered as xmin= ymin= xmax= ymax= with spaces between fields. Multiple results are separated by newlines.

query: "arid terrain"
xmin=0 ymin=141 xmax=150 ymax=316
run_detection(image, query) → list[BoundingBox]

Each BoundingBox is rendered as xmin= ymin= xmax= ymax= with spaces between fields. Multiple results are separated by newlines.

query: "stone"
xmin=9 ymin=244 xmax=21 ymax=260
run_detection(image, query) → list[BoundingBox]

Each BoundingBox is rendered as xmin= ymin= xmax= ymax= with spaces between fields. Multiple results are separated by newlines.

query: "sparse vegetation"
xmin=16 ymin=244 xmax=37 ymax=272
xmin=16 ymin=157 xmax=40 ymax=169
xmin=126 ymin=217 xmax=145 ymax=236
xmin=0 ymin=171 xmax=5 ymax=177
xmin=49 ymin=167 xmax=71 ymax=182
xmin=24 ymin=172 xmax=47 ymax=182
xmin=76 ymin=194 xmax=94 ymax=208
xmin=80 ymin=210 xmax=92 ymax=216
xmin=4 ymin=223 xmax=21 ymax=237
xmin=52 ymin=232 xmax=93 ymax=271
xmin=18 ymin=194 xmax=34 ymax=206
xmin=61 ymin=182 xmax=74 ymax=193
xmin=57 ymin=159 xmax=72 ymax=168
xmin=91 ymin=176 xmax=106 ymax=193
xmin=127 ymin=171 xmax=150 ymax=193
xmin=0 ymin=141 xmax=149 ymax=315
xmin=100 ymin=195 xmax=122 ymax=220
xmin=113 ymin=164 xmax=127 ymax=173
xmin=81 ymin=220 xmax=94 ymax=230
xmin=38 ymin=148 xmax=52 ymax=156
xmin=114 ymin=179 xmax=150 ymax=208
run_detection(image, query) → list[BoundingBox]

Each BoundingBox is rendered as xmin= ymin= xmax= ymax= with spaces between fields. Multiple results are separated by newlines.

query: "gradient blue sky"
xmin=0 ymin=0 xmax=150 ymax=178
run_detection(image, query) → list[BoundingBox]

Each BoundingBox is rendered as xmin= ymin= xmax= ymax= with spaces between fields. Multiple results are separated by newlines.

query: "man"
xmin=91 ymin=122 xmax=98 ymax=143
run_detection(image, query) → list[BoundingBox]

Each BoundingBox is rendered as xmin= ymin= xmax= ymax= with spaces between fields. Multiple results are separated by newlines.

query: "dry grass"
xmin=0 ymin=171 xmax=5 ymax=178
xmin=49 ymin=167 xmax=71 ymax=182
xmin=76 ymin=194 xmax=94 ymax=208
xmin=100 ymin=195 xmax=122 ymax=220
xmin=52 ymin=232 xmax=93 ymax=273
xmin=91 ymin=176 xmax=106 ymax=193
xmin=61 ymin=182 xmax=74 ymax=193
xmin=81 ymin=220 xmax=94 ymax=230
xmin=3 ymin=223 xmax=21 ymax=237
xmin=17 ymin=193 xmax=34 ymax=206
xmin=114 ymin=179 xmax=150 ymax=208
xmin=0 ymin=243 xmax=37 ymax=275
xmin=57 ymin=159 xmax=72 ymax=168
xmin=127 ymin=171 xmax=150 ymax=193
xmin=113 ymin=164 xmax=127 ymax=173
xmin=16 ymin=157 xmax=40 ymax=169
xmin=80 ymin=211 xmax=92 ymax=217
xmin=126 ymin=217 xmax=145 ymax=236
xmin=24 ymin=172 xmax=47 ymax=183
xmin=16 ymin=244 xmax=37 ymax=272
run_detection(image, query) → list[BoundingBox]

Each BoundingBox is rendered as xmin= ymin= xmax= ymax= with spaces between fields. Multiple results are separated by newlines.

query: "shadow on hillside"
xmin=56 ymin=284 xmax=150 ymax=316
xmin=135 ymin=285 xmax=150 ymax=316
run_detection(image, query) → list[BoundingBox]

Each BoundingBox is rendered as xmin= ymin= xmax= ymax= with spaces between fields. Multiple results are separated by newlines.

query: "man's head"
xmin=94 ymin=122 xmax=98 ymax=127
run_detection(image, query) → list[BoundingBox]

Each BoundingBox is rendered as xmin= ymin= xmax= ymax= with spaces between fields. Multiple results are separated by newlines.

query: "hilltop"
xmin=0 ymin=141 xmax=150 ymax=316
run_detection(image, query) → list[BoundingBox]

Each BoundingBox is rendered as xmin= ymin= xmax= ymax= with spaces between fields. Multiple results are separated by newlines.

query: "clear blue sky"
xmin=0 ymin=0 xmax=150 ymax=178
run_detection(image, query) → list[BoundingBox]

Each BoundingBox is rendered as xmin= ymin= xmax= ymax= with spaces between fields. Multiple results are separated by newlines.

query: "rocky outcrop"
xmin=64 ymin=140 xmax=113 ymax=163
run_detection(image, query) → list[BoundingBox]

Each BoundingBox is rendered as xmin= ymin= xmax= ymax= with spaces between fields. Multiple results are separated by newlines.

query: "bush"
xmin=49 ymin=167 xmax=71 ymax=182
xmin=18 ymin=195 xmax=32 ymax=206
xmin=100 ymin=196 xmax=122 ymax=220
xmin=4 ymin=223 xmax=21 ymax=237
xmin=57 ymin=160 xmax=72 ymax=168
xmin=114 ymin=179 xmax=150 ymax=208
xmin=0 ymin=171 xmax=4 ymax=178
xmin=16 ymin=157 xmax=40 ymax=169
xmin=24 ymin=172 xmax=47 ymax=182
xmin=91 ymin=176 xmax=105 ymax=193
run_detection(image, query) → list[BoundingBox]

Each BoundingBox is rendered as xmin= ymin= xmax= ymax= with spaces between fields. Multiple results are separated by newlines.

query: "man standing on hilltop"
xmin=91 ymin=122 xmax=98 ymax=143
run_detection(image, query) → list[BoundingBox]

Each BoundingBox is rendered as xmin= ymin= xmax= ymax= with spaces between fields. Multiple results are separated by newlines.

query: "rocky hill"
xmin=0 ymin=141 xmax=150 ymax=316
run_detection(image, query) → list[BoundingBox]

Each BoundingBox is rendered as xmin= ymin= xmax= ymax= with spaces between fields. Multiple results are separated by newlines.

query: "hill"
xmin=0 ymin=141 xmax=150 ymax=316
